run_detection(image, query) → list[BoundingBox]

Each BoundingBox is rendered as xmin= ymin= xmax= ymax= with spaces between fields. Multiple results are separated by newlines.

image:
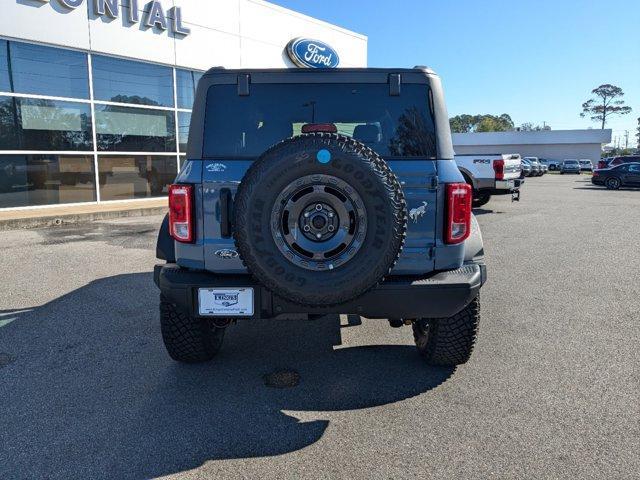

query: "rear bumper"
xmin=591 ymin=177 xmax=604 ymax=185
xmin=154 ymin=262 xmax=487 ymax=320
xmin=493 ymin=178 xmax=523 ymax=193
xmin=479 ymin=178 xmax=523 ymax=197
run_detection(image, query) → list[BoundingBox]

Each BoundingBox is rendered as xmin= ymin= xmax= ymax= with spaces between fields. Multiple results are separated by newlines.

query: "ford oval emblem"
xmin=215 ymin=249 xmax=239 ymax=259
xmin=286 ymin=37 xmax=340 ymax=69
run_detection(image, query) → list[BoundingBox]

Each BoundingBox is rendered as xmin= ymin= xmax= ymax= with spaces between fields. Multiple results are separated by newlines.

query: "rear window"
xmin=203 ymin=83 xmax=436 ymax=158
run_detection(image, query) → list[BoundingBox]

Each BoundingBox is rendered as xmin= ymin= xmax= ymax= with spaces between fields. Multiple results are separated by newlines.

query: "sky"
xmin=272 ymin=0 xmax=640 ymax=147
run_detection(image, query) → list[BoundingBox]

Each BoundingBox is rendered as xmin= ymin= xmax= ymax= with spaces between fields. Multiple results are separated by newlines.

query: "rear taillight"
xmin=445 ymin=183 xmax=472 ymax=244
xmin=168 ymin=184 xmax=194 ymax=243
xmin=493 ymin=159 xmax=505 ymax=180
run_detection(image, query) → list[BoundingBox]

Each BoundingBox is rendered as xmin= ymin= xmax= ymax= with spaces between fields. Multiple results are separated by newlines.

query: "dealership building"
xmin=453 ymin=129 xmax=612 ymax=163
xmin=0 ymin=0 xmax=367 ymax=209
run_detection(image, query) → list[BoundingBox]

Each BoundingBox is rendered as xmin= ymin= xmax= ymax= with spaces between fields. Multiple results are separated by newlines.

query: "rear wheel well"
xmin=459 ymin=171 xmax=475 ymax=190
xmin=156 ymin=214 xmax=176 ymax=262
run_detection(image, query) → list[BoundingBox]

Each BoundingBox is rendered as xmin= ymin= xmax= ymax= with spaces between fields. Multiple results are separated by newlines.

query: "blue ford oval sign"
xmin=286 ymin=38 xmax=340 ymax=68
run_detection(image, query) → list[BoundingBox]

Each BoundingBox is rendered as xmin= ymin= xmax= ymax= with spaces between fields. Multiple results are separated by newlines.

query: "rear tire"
xmin=605 ymin=177 xmax=621 ymax=190
xmin=472 ymin=191 xmax=491 ymax=208
xmin=412 ymin=295 xmax=480 ymax=366
xmin=160 ymin=295 xmax=226 ymax=363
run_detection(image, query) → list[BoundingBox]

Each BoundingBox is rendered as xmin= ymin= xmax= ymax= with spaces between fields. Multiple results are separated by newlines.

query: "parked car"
xmin=455 ymin=153 xmax=523 ymax=207
xmin=592 ymin=163 xmax=640 ymax=189
xmin=540 ymin=163 xmax=549 ymax=174
xmin=579 ymin=159 xmax=593 ymax=172
xmin=544 ymin=159 xmax=562 ymax=171
xmin=155 ymin=67 xmax=486 ymax=368
xmin=520 ymin=159 xmax=533 ymax=177
xmin=608 ymin=155 xmax=640 ymax=168
xmin=560 ymin=159 xmax=581 ymax=174
xmin=523 ymin=157 xmax=543 ymax=176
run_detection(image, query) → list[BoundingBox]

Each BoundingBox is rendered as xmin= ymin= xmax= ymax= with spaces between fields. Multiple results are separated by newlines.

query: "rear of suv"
xmin=561 ymin=159 xmax=581 ymax=174
xmin=154 ymin=67 xmax=486 ymax=367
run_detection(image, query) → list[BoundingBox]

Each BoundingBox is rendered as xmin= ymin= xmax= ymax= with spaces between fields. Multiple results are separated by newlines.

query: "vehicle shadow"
xmin=573 ymin=186 xmax=640 ymax=191
xmin=0 ymin=272 xmax=454 ymax=480
xmin=473 ymin=208 xmax=503 ymax=215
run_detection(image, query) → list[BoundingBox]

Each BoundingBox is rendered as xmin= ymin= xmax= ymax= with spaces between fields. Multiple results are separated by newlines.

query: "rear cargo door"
xmin=200 ymin=79 xmax=439 ymax=275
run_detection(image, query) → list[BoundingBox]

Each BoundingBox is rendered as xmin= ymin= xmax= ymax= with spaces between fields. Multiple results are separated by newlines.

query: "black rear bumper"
xmin=154 ymin=263 xmax=487 ymax=320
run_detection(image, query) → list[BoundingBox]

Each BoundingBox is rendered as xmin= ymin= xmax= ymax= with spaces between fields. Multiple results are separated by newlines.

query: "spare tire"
xmin=233 ymin=133 xmax=406 ymax=306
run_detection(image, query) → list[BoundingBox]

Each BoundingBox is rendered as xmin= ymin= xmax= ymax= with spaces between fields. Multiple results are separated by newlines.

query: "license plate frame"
xmin=198 ymin=287 xmax=254 ymax=317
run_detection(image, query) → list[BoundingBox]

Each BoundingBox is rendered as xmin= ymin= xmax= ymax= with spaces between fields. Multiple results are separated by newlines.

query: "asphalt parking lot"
xmin=1 ymin=174 xmax=638 ymax=479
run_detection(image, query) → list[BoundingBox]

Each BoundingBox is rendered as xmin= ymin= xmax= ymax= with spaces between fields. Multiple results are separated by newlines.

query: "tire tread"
xmin=412 ymin=295 xmax=480 ymax=366
xmin=159 ymin=295 xmax=225 ymax=363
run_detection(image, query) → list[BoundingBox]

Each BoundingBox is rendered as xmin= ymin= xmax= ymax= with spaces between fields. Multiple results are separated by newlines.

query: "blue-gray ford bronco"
xmin=154 ymin=67 xmax=486 ymax=366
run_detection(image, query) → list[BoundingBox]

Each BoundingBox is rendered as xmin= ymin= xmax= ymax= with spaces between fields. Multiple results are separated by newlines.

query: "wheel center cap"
xmin=312 ymin=215 xmax=326 ymax=229
xmin=300 ymin=203 xmax=338 ymax=241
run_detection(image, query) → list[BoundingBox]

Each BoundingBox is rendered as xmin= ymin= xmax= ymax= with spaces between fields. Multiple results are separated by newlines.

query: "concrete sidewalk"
xmin=0 ymin=199 xmax=167 ymax=231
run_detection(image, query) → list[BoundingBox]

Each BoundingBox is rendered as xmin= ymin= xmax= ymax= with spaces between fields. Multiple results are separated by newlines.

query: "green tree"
xmin=580 ymin=84 xmax=632 ymax=129
xmin=449 ymin=114 xmax=477 ymax=133
xmin=449 ymin=114 xmax=514 ymax=133
xmin=636 ymin=117 xmax=640 ymax=149
xmin=519 ymin=122 xmax=551 ymax=131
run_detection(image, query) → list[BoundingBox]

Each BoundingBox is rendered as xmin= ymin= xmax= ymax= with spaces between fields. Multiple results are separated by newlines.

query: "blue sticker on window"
xmin=317 ymin=149 xmax=331 ymax=164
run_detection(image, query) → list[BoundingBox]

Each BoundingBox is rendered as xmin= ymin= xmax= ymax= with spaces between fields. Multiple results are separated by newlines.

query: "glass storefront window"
xmin=7 ymin=41 xmax=89 ymax=99
xmin=0 ymin=154 xmax=95 ymax=208
xmin=92 ymin=55 xmax=174 ymax=107
xmin=176 ymin=69 xmax=202 ymax=109
xmin=0 ymin=40 xmax=10 ymax=92
xmin=178 ymin=111 xmax=191 ymax=152
xmin=97 ymin=155 xmax=178 ymax=200
xmin=0 ymin=47 xmax=200 ymax=208
xmin=0 ymin=96 xmax=93 ymax=151
xmin=94 ymin=104 xmax=176 ymax=152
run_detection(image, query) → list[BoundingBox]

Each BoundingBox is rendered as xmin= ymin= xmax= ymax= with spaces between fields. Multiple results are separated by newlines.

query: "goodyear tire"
xmin=412 ymin=295 xmax=480 ymax=366
xmin=233 ymin=133 xmax=406 ymax=306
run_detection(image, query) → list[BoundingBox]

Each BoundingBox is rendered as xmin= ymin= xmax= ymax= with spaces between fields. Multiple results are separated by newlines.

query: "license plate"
xmin=198 ymin=288 xmax=254 ymax=316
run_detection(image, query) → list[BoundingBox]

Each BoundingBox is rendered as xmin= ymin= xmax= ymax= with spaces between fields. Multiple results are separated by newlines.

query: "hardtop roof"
xmin=202 ymin=67 xmax=437 ymax=77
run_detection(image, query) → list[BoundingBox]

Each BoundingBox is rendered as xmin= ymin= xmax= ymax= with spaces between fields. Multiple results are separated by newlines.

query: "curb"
xmin=0 ymin=206 xmax=168 ymax=231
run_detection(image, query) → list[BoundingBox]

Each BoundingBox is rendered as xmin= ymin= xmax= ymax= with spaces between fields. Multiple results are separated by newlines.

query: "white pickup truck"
xmin=455 ymin=153 xmax=523 ymax=207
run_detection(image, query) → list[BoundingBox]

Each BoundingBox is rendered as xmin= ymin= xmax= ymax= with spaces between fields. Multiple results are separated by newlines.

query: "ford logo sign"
xmin=286 ymin=38 xmax=340 ymax=69
xmin=215 ymin=249 xmax=239 ymax=259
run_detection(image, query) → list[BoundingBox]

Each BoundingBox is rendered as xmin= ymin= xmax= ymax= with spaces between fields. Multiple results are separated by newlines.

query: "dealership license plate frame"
xmin=198 ymin=287 xmax=254 ymax=317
